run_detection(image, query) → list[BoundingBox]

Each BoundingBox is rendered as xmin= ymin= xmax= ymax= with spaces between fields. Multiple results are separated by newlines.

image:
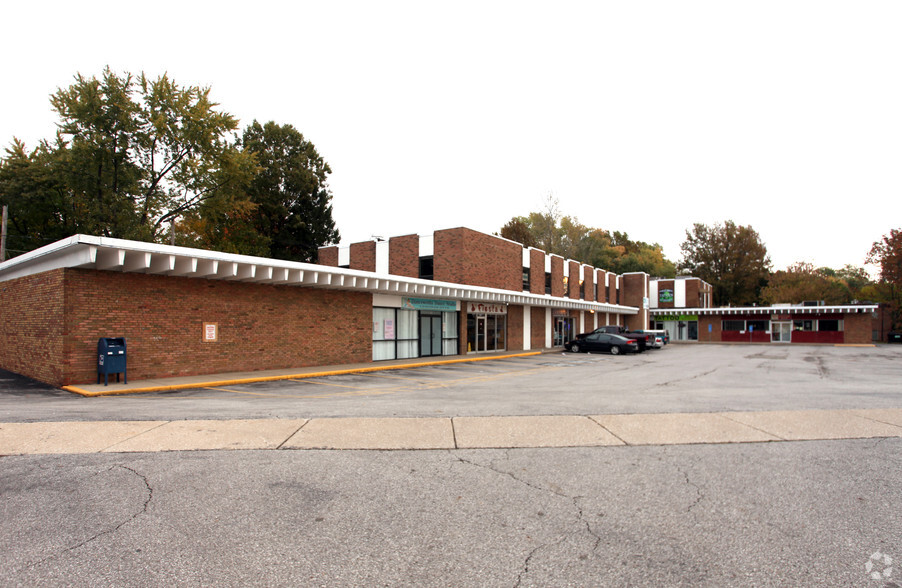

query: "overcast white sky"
xmin=2 ymin=1 xmax=900 ymax=273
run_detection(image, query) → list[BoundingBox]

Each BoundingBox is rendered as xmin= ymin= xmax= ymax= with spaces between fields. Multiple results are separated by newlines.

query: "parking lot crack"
xmin=24 ymin=464 xmax=152 ymax=571
xmin=451 ymin=453 xmax=604 ymax=587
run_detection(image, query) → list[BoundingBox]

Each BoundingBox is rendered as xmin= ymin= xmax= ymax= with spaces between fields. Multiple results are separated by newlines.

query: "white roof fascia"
xmin=0 ymin=235 xmax=639 ymax=315
xmin=650 ymin=305 xmax=878 ymax=315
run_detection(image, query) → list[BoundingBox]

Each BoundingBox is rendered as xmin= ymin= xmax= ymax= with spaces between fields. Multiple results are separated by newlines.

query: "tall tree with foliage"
xmin=0 ymin=67 xmax=256 ymax=254
xmin=679 ymin=221 xmax=770 ymax=306
xmin=0 ymin=140 xmax=74 ymax=256
xmin=497 ymin=195 xmax=677 ymax=277
xmin=866 ymin=228 xmax=902 ymax=328
xmin=241 ymin=121 xmax=339 ymax=262
xmin=760 ymin=262 xmax=863 ymax=305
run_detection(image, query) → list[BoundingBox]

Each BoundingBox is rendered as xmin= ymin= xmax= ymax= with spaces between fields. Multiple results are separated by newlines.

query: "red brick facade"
xmin=434 ymin=228 xmax=522 ymax=291
xmin=0 ymin=269 xmax=67 ymax=386
xmin=529 ymin=249 xmax=545 ymax=294
xmin=550 ymin=256 xmax=564 ymax=298
xmin=388 ymin=234 xmax=419 ymax=278
xmin=349 ymin=241 xmax=376 ymax=272
xmin=317 ymin=246 xmax=339 ymax=266
xmin=507 ymin=305 xmax=524 ymax=350
xmin=1 ymin=268 xmax=372 ymax=386
xmin=530 ymin=306 xmax=546 ymax=349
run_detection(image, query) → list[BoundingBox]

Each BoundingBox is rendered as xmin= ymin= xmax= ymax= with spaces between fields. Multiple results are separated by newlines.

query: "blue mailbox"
xmin=97 ymin=338 xmax=127 ymax=385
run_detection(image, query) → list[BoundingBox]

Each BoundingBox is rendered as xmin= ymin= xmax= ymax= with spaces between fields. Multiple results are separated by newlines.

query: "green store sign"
xmin=659 ymin=289 xmax=674 ymax=303
xmin=402 ymin=297 xmax=457 ymax=312
xmin=653 ymin=314 xmax=699 ymax=322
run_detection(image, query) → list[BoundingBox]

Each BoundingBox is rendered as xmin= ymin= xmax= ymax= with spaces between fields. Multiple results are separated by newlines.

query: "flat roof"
xmin=0 ymin=235 xmax=638 ymax=315
xmin=651 ymin=305 xmax=878 ymax=316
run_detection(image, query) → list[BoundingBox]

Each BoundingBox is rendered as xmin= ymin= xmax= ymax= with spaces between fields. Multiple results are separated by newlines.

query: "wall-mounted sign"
xmin=653 ymin=314 xmax=698 ymax=322
xmin=203 ymin=322 xmax=218 ymax=342
xmin=402 ymin=297 xmax=457 ymax=312
xmin=467 ymin=302 xmax=507 ymax=315
xmin=659 ymin=289 xmax=674 ymax=303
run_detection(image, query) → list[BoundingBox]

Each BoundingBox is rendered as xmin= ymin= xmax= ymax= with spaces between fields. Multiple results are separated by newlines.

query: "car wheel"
xmin=610 ymin=346 xmax=621 ymax=356
xmin=571 ymin=343 xmax=580 ymax=353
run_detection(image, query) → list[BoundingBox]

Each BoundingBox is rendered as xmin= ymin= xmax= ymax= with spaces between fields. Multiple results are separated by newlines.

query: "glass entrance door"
xmin=553 ymin=317 xmax=574 ymax=347
xmin=419 ymin=315 xmax=443 ymax=356
xmin=772 ymin=322 xmax=792 ymax=343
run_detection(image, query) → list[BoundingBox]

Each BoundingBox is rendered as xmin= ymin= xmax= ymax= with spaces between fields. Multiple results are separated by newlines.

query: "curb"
xmin=62 ymin=351 xmax=544 ymax=397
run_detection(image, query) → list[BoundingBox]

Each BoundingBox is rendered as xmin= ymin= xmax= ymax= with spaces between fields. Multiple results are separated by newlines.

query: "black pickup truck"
xmin=576 ymin=325 xmax=651 ymax=352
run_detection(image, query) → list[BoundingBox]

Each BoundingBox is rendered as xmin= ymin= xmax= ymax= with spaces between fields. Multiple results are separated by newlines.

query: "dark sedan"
xmin=565 ymin=333 xmax=638 ymax=355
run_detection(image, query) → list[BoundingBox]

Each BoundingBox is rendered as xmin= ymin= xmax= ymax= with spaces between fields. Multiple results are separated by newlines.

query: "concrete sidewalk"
xmin=2 ymin=408 xmax=901 ymax=455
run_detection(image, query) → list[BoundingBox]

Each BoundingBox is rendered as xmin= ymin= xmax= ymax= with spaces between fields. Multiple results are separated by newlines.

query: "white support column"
xmin=523 ymin=305 xmax=531 ymax=350
xmin=545 ymin=307 xmax=552 ymax=349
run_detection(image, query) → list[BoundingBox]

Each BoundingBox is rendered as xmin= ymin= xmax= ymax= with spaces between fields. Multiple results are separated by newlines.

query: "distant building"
xmin=649 ymin=278 xmax=876 ymax=344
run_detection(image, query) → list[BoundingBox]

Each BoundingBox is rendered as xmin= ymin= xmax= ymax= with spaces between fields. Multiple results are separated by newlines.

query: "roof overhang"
xmin=0 ymin=235 xmax=637 ymax=315
xmin=651 ymin=305 xmax=878 ymax=316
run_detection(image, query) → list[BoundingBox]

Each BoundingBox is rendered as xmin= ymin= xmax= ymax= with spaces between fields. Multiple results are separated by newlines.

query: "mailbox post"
xmin=97 ymin=338 xmax=127 ymax=385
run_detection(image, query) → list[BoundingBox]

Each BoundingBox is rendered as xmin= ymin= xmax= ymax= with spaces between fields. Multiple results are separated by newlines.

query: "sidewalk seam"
xmin=719 ymin=413 xmax=788 ymax=441
xmin=586 ymin=415 xmax=630 ymax=446
xmin=277 ymin=419 xmax=310 ymax=450
xmin=100 ymin=420 xmax=172 ymax=453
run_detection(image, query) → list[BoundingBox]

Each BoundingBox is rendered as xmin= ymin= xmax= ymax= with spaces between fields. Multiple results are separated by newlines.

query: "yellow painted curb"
xmin=62 ymin=352 xmax=544 ymax=397
xmin=834 ymin=344 xmax=876 ymax=347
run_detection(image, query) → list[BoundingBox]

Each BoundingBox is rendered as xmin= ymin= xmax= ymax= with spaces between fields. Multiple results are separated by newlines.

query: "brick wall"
xmin=550 ymin=256 xmax=564 ymax=298
xmin=568 ymin=261 xmax=580 ymax=299
xmin=54 ymin=269 xmax=373 ymax=386
xmin=531 ymin=306 xmax=546 ymax=349
xmin=845 ymin=313 xmax=871 ymax=344
xmin=529 ymin=249 xmax=545 ymax=294
xmin=583 ymin=266 xmax=595 ymax=302
xmin=508 ymin=305 xmax=524 ymax=350
xmin=349 ymin=241 xmax=376 ymax=272
xmin=596 ymin=270 xmax=607 ymax=303
xmin=621 ymin=273 xmax=649 ymax=329
xmin=318 ymin=246 xmax=339 ymax=266
xmin=434 ymin=228 xmax=521 ymax=291
xmin=699 ymin=315 xmax=720 ymax=342
xmin=656 ymin=279 xmax=675 ymax=309
xmin=0 ymin=269 xmax=66 ymax=386
xmin=608 ymin=276 xmax=618 ymax=306
xmin=389 ymin=234 xmax=419 ymax=278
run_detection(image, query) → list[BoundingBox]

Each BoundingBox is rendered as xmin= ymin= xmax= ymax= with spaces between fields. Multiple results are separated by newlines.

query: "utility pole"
xmin=0 ymin=205 xmax=7 ymax=262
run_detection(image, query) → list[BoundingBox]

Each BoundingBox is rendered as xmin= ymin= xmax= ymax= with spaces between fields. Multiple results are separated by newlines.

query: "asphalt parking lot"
xmin=2 ymin=344 xmax=901 ymax=586
xmin=1 ymin=343 xmax=900 ymax=422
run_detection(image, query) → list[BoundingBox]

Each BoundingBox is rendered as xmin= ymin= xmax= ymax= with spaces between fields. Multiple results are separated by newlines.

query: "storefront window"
xmin=818 ymin=319 xmax=842 ymax=332
xmin=747 ymin=320 xmax=768 ymax=332
xmin=794 ymin=320 xmax=815 ymax=332
xmin=442 ymin=312 xmax=458 ymax=355
xmin=397 ymin=309 xmax=418 ymax=358
xmin=373 ymin=308 xmax=396 ymax=361
xmin=466 ymin=312 xmax=506 ymax=353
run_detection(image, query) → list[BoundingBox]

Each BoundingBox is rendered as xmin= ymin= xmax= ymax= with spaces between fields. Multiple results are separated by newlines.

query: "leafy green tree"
xmin=679 ymin=221 xmax=771 ymax=306
xmin=761 ymin=262 xmax=856 ymax=305
xmin=498 ymin=217 xmax=536 ymax=248
xmin=496 ymin=200 xmax=677 ymax=278
xmin=1 ymin=67 xmax=256 ymax=253
xmin=239 ymin=121 xmax=339 ymax=262
xmin=0 ymin=140 xmax=74 ymax=256
xmin=866 ymin=228 xmax=902 ymax=328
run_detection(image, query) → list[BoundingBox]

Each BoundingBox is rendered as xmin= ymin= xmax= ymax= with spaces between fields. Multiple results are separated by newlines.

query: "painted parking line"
xmin=62 ymin=352 xmax=545 ymax=397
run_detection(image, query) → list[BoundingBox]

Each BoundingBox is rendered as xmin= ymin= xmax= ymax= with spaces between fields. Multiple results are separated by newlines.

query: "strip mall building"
xmin=0 ymin=228 xmax=877 ymax=387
